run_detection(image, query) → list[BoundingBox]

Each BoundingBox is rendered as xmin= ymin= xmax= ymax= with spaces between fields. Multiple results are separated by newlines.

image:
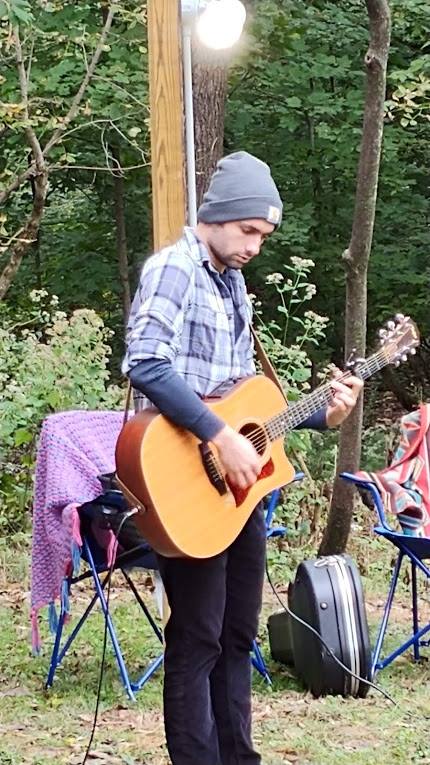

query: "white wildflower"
xmin=290 ymin=256 xmax=315 ymax=270
xmin=29 ymin=289 xmax=41 ymax=303
xmin=266 ymin=272 xmax=284 ymax=285
xmin=50 ymin=294 xmax=59 ymax=307
xmin=29 ymin=288 xmax=48 ymax=303
xmin=304 ymin=285 xmax=317 ymax=300
xmin=304 ymin=310 xmax=329 ymax=325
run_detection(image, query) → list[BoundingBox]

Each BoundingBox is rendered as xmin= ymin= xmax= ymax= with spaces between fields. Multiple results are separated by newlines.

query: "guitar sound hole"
xmin=239 ymin=423 xmax=267 ymax=456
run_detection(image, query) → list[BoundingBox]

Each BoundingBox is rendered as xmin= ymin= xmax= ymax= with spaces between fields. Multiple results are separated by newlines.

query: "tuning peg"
xmin=410 ymin=348 xmax=416 ymax=355
xmin=378 ymin=328 xmax=388 ymax=339
xmin=345 ymin=348 xmax=358 ymax=370
xmin=401 ymin=354 xmax=408 ymax=362
xmin=394 ymin=360 xmax=400 ymax=367
xmin=386 ymin=320 xmax=395 ymax=331
xmin=394 ymin=313 xmax=405 ymax=323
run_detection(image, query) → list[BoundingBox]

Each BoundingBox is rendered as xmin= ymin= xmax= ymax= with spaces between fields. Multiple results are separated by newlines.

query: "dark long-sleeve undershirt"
xmin=129 ymin=359 xmax=327 ymax=442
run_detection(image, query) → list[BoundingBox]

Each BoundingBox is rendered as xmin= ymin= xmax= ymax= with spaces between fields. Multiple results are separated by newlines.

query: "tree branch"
xmin=0 ymin=1 xmax=117 ymax=207
xmin=49 ymin=161 xmax=149 ymax=173
xmin=42 ymin=2 xmax=117 ymax=156
xmin=0 ymin=166 xmax=36 ymax=207
xmin=14 ymin=26 xmax=45 ymax=171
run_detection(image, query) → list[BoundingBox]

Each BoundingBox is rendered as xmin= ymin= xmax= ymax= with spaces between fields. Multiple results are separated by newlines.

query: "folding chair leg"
xmin=46 ymin=608 xmax=67 ymax=689
xmin=57 ymin=587 xmax=106 ymax=664
xmin=84 ymin=541 xmax=137 ymax=701
xmin=372 ymin=551 xmax=403 ymax=676
xmin=121 ymin=569 xmax=163 ymax=644
xmin=411 ymin=561 xmax=420 ymax=661
xmin=131 ymin=653 xmax=164 ymax=692
xmin=46 ymin=573 xmax=115 ymax=689
xmin=251 ymin=639 xmax=271 ymax=685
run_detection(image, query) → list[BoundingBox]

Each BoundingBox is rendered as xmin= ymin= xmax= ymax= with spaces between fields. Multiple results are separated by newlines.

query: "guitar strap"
xmin=123 ymin=379 xmax=132 ymax=426
xmin=250 ymin=325 xmax=287 ymax=402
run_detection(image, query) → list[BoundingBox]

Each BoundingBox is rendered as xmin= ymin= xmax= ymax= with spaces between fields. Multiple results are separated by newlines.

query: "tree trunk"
xmin=319 ymin=0 xmax=391 ymax=556
xmin=0 ymin=171 xmax=48 ymax=299
xmin=111 ymin=145 xmax=131 ymax=326
xmin=192 ymin=45 xmax=228 ymax=206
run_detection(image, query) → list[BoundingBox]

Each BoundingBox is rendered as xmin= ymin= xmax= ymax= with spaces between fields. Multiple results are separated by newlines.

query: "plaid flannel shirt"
xmin=123 ymin=228 xmax=255 ymax=398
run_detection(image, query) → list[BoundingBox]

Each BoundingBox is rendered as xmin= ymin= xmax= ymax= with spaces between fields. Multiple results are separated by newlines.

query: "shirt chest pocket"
xmin=185 ymin=304 xmax=232 ymax=361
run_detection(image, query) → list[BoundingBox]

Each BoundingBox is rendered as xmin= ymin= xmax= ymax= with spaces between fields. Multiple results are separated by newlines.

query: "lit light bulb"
xmin=196 ymin=0 xmax=246 ymax=50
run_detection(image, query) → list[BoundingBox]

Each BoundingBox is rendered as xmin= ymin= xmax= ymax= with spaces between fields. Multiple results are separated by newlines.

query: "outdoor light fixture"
xmin=196 ymin=0 xmax=247 ymax=50
xmin=181 ymin=0 xmax=247 ymax=225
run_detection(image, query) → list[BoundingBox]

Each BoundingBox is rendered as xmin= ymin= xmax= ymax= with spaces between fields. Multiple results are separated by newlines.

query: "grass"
xmin=0 ymin=536 xmax=429 ymax=765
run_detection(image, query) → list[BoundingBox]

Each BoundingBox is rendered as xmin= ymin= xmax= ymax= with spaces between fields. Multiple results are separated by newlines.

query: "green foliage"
xmin=255 ymin=256 xmax=328 ymax=395
xmin=230 ymin=0 xmax=430 ymax=360
xmin=0 ymin=1 xmax=151 ymax=329
xmin=2 ymin=0 xmax=429 ymax=385
xmin=0 ymin=0 xmax=33 ymax=25
xmin=0 ymin=291 xmax=123 ymax=532
xmin=1 ymin=0 xmax=429 ymax=535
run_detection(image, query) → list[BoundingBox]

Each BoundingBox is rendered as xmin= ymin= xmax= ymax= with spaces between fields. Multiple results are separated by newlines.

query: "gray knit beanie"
xmin=197 ymin=151 xmax=283 ymax=228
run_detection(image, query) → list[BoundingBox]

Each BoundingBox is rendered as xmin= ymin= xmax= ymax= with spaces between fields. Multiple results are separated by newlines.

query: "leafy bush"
xmin=0 ymin=291 xmax=124 ymax=533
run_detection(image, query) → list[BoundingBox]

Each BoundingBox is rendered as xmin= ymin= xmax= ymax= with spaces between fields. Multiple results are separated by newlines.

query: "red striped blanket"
xmin=357 ymin=404 xmax=430 ymax=537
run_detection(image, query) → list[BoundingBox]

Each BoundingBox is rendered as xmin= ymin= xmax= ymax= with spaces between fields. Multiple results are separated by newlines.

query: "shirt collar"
xmin=183 ymin=227 xmax=213 ymax=269
xmin=182 ymin=226 xmax=242 ymax=287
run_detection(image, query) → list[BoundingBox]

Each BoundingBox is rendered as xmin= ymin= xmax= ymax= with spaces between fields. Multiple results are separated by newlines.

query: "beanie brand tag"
xmin=267 ymin=205 xmax=281 ymax=225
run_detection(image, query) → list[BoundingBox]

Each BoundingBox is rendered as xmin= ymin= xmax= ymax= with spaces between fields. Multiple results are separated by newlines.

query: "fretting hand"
xmin=325 ymin=370 xmax=364 ymax=428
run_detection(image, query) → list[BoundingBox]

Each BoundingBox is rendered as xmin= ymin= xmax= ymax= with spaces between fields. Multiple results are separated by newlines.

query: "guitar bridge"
xmin=199 ymin=442 xmax=227 ymax=496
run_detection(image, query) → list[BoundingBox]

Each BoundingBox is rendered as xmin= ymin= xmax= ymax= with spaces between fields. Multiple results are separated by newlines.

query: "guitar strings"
xmin=211 ymin=336 xmax=408 ymax=479
xmin=241 ymin=345 xmax=392 ymax=451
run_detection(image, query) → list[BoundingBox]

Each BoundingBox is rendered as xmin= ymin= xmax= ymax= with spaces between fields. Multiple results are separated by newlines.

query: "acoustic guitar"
xmin=115 ymin=315 xmax=419 ymax=558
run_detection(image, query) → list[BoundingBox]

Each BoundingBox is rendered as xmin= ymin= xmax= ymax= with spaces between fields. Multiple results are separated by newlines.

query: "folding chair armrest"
xmin=340 ymin=472 xmax=392 ymax=531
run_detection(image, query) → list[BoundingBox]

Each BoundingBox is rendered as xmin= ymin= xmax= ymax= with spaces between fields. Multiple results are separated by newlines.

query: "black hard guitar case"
xmin=270 ymin=554 xmax=371 ymax=698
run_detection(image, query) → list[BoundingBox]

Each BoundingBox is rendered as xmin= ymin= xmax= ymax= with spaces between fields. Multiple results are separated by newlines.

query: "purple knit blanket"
xmin=30 ymin=410 xmax=124 ymax=650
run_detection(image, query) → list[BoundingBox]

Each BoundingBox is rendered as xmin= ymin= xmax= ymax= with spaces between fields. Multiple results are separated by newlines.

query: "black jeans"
xmin=156 ymin=504 xmax=266 ymax=765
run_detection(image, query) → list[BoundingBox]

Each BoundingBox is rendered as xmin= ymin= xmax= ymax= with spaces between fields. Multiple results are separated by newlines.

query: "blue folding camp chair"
xmin=341 ymin=472 xmax=430 ymax=678
xmin=45 ymin=483 xmax=164 ymax=702
xmin=46 ymin=475 xmax=298 ymax=696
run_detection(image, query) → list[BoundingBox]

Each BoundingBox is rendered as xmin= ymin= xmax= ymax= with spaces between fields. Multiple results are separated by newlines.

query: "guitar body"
xmin=115 ymin=315 xmax=419 ymax=558
xmin=115 ymin=376 xmax=295 ymax=558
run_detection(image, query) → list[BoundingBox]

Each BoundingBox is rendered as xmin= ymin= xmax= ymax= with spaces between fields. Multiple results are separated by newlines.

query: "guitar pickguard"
xmin=227 ymin=458 xmax=275 ymax=507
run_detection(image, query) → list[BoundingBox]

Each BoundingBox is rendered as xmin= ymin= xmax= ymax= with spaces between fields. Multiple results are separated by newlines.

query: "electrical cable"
xmin=81 ymin=506 xmax=138 ymax=765
xmin=265 ymin=561 xmax=397 ymax=705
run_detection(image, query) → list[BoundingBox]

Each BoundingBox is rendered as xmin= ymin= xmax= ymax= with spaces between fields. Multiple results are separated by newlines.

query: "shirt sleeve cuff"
xmin=295 ymin=408 xmax=328 ymax=431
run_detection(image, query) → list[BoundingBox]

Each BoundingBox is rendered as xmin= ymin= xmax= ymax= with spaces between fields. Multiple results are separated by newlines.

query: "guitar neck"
xmin=265 ymin=347 xmax=389 ymax=440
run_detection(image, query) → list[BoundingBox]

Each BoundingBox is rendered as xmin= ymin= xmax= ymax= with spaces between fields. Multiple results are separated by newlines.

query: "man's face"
xmin=205 ymin=219 xmax=275 ymax=271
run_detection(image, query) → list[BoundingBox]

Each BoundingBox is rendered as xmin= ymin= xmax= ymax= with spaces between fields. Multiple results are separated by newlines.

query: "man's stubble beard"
xmin=208 ymin=241 xmax=242 ymax=271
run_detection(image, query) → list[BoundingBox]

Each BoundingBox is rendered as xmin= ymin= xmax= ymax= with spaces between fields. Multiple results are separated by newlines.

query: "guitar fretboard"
xmin=265 ymin=347 xmax=389 ymax=441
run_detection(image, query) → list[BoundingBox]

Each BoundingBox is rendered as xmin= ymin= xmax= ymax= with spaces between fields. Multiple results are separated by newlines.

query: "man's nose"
xmin=245 ymin=236 xmax=262 ymax=257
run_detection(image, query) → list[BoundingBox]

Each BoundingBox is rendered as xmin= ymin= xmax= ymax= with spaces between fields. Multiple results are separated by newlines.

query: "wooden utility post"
xmin=147 ymin=0 xmax=186 ymax=250
xmin=147 ymin=0 xmax=186 ymax=625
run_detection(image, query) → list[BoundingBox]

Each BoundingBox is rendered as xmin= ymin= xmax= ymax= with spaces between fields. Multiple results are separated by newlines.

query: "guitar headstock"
xmin=378 ymin=314 xmax=420 ymax=366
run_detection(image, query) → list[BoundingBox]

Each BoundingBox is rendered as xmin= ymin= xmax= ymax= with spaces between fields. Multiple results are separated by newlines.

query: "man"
xmin=123 ymin=151 xmax=363 ymax=765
